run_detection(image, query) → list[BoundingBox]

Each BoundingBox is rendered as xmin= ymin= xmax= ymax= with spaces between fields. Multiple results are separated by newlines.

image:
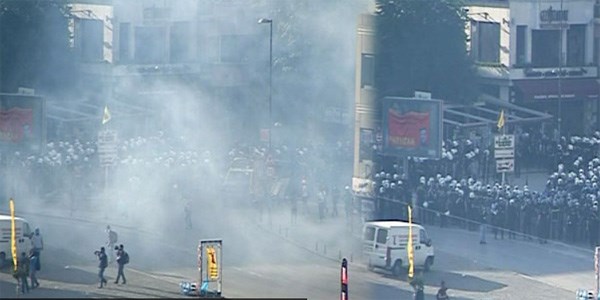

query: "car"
xmin=363 ymin=220 xmax=435 ymax=277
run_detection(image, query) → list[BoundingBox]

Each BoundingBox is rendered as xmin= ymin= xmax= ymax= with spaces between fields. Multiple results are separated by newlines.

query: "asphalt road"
xmin=0 ymin=201 xmax=383 ymax=299
xmin=0 ymin=197 xmax=591 ymax=299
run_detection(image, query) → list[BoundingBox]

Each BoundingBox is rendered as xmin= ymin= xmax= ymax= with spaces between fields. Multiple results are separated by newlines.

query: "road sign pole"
xmin=596 ymin=246 xmax=600 ymax=297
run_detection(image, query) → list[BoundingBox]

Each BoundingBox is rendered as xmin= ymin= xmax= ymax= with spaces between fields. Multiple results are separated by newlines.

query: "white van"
xmin=0 ymin=215 xmax=32 ymax=264
xmin=363 ymin=220 xmax=435 ymax=277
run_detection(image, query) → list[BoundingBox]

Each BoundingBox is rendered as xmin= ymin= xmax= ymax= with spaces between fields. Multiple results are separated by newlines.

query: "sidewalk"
xmin=1 ymin=195 xmax=365 ymax=266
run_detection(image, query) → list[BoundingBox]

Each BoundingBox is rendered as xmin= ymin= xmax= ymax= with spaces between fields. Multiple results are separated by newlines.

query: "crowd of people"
xmin=367 ymin=128 xmax=600 ymax=249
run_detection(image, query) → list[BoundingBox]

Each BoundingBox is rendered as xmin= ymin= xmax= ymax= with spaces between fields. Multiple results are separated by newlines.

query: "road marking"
xmin=128 ymin=267 xmax=182 ymax=285
xmin=231 ymin=267 xmax=264 ymax=278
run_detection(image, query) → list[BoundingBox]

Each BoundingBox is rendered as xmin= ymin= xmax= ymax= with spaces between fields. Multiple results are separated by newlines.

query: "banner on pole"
xmin=9 ymin=198 xmax=17 ymax=272
xmin=407 ymin=206 xmax=414 ymax=278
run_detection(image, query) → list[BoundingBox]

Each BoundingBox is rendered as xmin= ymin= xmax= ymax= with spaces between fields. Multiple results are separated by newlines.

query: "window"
xmin=595 ymin=37 xmax=600 ymax=65
xmin=119 ymin=23 xmax=131 ymax=63
xmin=471 ymin=21 xmax=500 ymax=63
xmin=23 ymin=222 xmax=31 ymax=238
xmin=477 ymin=21 xmax=500 ymax=63
xmin=516 ymin=25 xmax=527 ymax=65
xmin=419 ymin=229 xmax=429 ymax=244
xmin=364 ymin=226 xmax=376 ymax=241
xmin=376 ymin=229 xmax=388 ymax=244
xmin=567 ymin=24 xmax=586 ymax=67
xmin=361 ymin=54 xmax=374 ymax=87
xmin=78 ymin=19 xmax=104 ymax=62
xmin=135 ymin=26 xmax=167 ymax=64
xmin=532 ymin=29 xmax=560 ymax=67
xmin=170 ymin=22 xmax=191 ymax=63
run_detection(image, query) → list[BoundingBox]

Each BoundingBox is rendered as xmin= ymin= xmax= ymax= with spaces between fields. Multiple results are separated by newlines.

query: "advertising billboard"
xmin=381 ymin=97 xmax=442 ymax=159
xmin=0 ymin=93 xmax=45 ymax=152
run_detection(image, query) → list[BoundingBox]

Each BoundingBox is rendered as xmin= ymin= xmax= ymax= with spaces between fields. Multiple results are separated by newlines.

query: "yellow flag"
xmin=407 ymin=205 xmax=414 ymax=279
xmin=102 ymin=105 xmax=112 ymax=125
xmin=497 ymin=109 xmax=505 ymax=130
xmin=10 ymin=198 xmax=17 ymax=272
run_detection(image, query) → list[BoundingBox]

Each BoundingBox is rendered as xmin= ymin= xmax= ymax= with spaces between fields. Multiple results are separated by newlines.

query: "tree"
xmin=0 ymin=0 xmax=77 ymax=97
xmin=374 ymin=0 xmax=478 ymax=104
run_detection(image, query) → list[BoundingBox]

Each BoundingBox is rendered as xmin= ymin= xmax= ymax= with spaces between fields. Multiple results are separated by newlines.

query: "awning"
xmin=512 ymin=78 xmax=599 ymax=102
xmin=46 ymin=99 xmax=152 ymax=123
xmin=443 ymin=94 xmax=553 ymax=128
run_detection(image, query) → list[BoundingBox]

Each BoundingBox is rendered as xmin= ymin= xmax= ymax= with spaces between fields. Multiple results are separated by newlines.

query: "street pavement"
xmin=0 ymin=182 xmax=593 ymax=299
xmin=0 ymin=197 xmax=382 ymax=299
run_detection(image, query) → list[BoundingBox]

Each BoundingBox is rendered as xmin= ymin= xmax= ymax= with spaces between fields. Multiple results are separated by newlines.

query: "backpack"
xmin=123 ymin=251 xmax=129 ymax=264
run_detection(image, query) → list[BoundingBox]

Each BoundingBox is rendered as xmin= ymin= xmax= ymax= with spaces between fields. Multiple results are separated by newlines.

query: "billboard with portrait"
xmin=0 ymin=93 xmax=45 ymax=152
xmin=381 ymin=97 xmax=442 ymax=159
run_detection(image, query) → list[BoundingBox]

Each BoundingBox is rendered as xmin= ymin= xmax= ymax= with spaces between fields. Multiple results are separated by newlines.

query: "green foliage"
xmin=374 ymin=0 xmax=478 ymax=104
xmin=0 ymin=0 xmax=77 ymax=95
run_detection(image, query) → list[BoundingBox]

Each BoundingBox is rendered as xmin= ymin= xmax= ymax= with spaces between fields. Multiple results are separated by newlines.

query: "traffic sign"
xmin=494 ymin=149 xmax=515 ymax=159
xmin=98 ymin=130 xmax=118 ymax=167
xmin=494 ymin=134 xmax=515 ymax=150
xmin=496 ymin=158 xmax=514 ymax=173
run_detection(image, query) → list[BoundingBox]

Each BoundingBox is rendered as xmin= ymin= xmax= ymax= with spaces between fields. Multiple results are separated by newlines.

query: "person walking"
xmin=95 ymin=247 xmax=108 ymax=288
xmin=480 ymin=207 xmax=488 ymax=245
xmin=317 ymin=186 xmax=327 ymax=222
xmin=331 ymin=186 xmax=339 ymax=217
xmin=114 ymin=244 xmax=128 ymax=284
xmin=15 ymin=252 xmax=30 ymax=294
xmin=29 ymin=227 xmax=43 ymax=271
xmin=106 ymin=225 xmax=118 ymax=263
xmin=290 ymin=194 xmax=298 ymax=225
xmin=29 ymin=250 xmax=40 ymax=289
xmin=410 ymin=271 xmax=425 ymax=300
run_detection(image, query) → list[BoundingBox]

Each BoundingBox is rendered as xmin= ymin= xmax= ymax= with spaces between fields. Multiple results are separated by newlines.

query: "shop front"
xmin=511 ymin=78 xmax=599 ymax=135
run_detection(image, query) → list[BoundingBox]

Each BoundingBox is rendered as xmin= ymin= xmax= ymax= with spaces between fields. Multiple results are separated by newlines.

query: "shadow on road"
xmin=375 ymin=268 xmax=506 ymax=293
xmin=0 ymin=279 xmax=104 ymax=298
xmin=370 ymin=282 xmax=475 ymax=300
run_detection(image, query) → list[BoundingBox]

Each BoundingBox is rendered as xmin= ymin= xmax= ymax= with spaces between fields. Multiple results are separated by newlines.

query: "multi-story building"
xmin=352 ymin=0 xmax=600 ymax=192
xmin=110 ymin=0 xmax=267 ymax=141
xmin=468 ymin=0 xmax=600 ymax=135
xmin=41 ymin=0 xmax=270 ymax=141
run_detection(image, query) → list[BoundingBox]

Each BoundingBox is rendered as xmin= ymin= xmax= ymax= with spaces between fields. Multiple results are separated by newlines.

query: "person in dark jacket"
xmin=95 ymin=247 xmax=108 ymax=288
xmin=410 ymin=272 xmax=425 ymax=300
xmin=29 ymin=250 xmax=40 ymax=289
xmin=115 ymin=244 xmax=127 ymax=284
xmin=15 ymin=252 xmax=30 ymax=294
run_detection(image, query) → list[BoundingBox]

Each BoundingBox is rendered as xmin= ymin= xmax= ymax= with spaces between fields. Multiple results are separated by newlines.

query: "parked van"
xmin=363 ymin=220 xmax=435 ymax=277
xmin=0 ymin=215 xmax=32 ymax=264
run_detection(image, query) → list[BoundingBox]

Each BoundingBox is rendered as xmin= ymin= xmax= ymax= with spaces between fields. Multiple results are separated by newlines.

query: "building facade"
xmin=352 ymin=0 xmax=600 ymax=192
xmin=468 ymin=0 xmax=600 ymax=135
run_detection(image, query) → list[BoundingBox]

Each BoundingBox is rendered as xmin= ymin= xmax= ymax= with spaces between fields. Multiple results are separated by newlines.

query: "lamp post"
xmin=258 ymin=18 xmax=273 ymax=153
xmin=558 ymin=0 xmax=564 ymax=137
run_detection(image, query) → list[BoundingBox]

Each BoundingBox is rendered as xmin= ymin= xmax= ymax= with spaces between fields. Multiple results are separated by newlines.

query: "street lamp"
xmin=558 ymin=0 xmax=563 ymax=137
xmin=258 ymin=18 xmax=273 ymax=153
